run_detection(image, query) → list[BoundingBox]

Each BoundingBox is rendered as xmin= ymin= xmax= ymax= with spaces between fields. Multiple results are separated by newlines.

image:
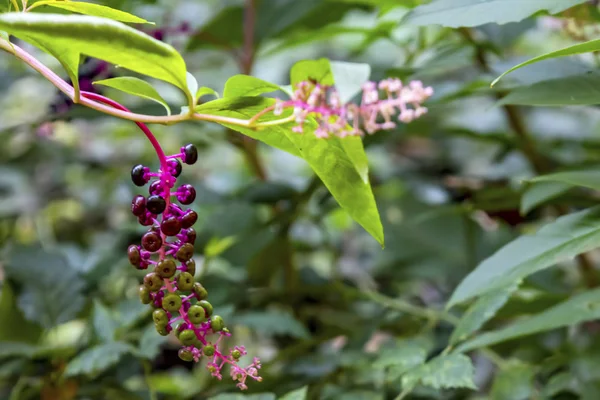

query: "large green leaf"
xmin=448 ymin=206 xmax=600 ymax=307
xmin=457 ymin=288 xmax=600 ymax=351
xmin=403 ymin=0 xmax=588 ymax=28
xmin=498 ymin=73 xmax=600 ymax=106
xmin=529 ymin=169 xmax=600 ymax=191
xmin=35 ymin=1 xmax=151 ymax=24
xmin=401 ymin=353 xmax=477 ymax=391
xmin=223 ymin=75 xmax=282 ymax=98
xmin=92 ymin=299 xmax=118 ymax=343
xmin=490 ymin=362 xmax=536 ymax=400
xmin=64 ymin=342 xmax=134 ymax=377
xmin=0 ymin=13 xmax=190 ymax=97
xmin=521 ymin=181 xmax=571 ymax=215
xmin=94 ymin=76 xmax=171 ymax=115
xmin=493 ymin=39 xmax=600 ymax=86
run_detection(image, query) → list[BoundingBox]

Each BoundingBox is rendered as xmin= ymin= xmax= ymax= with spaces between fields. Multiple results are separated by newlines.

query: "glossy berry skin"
xmin=131 ymin=195 xmax=146 ymax=216
xmin=143 ymin=272 xmax=163 ymax=292
xmin=162 ymin=293 xmax=182 ymax=312
xmin=185 ymin=259 xmax=196 ymax=276
xmin=182 ymin=144 xmax=198 ymax=165
xmin=192 ymin=282 xmax=208 ymax=300
xmin=152 ymin=309 xmax=168 ymax=325
xmin=178 ymin=348 xmax=194 ymax=362
xmin=177 ymin=184 xmax=196 ymax=205
xmin=146 ymin=195 xmax=166 ymax=214
xmin=187 ymin=305 xmax=206 ymax=324
xmin=232 ymin=349 xmax=241 ymax=360
xmin=161 ymin=216 xmax=181 ymax=236
xmin=180 ymin=209 xmax=198 ymax=229
xmin=141 ymin=231 xmax=163 ymax=252
xmin=177 ymin=272 xmax=194 ymax=291
xmin=138 ymin=213 xmax=155 ymax=226
xmin=203 ymin=345 xmax=215 ymax=356
xmin=168 ymin=158 xmax=182 ymax=177
xmin=139 ymin=286 xmax=152 ymax=304
xmin=210 ymin=315 xmax=225 ymax=332
xmin=127 ymin=245 xmax=141 ymax=266
xmin=131 ymin=164 xmax=148 ymax=186
xmin=176 ymin=243 xmax=195 ymax=262
xmin=155 ymin=259 xmax=176 ymax=278
xmin=149 ymin=180 xmax=162 ymax=195
xmin=198 ymin=300 xmax=213 ymax=317
xmin=155 ymin=324 xmax=171 ymax=336
xmin=179 ymin=329 xmax=196 ymax=346
xmin=184 ymin=228 xmax=196 ymax=244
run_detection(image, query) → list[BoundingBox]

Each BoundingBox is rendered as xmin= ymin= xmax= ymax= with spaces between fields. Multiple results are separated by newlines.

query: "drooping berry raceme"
xmin=272 ymin=78 xmax=433 ymax=138
xmin=78 ymin=91 xmax=262 ymax=389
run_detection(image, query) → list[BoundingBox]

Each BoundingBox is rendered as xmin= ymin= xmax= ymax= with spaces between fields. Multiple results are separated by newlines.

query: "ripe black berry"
xmin=127 ymin=245 xmax=141 ymax=266
xmin=188 ymin=305 xmax=206 ymax=324
xmin=197 ymin=300 xmax=213 ymax=317
xmin=210 ymin=315 xmax=224 ymax=332
xmin=176 ymin=243 xmax=194 ymax=262
xmin=142 ymin=231 xmax=163 ymax=252
xmin=177 ymin=272 xmax=194 ymax=291
xmin=180 ymin=210 xmax=198 ymax=229
xmin=168 ymin=159 xmax=182 ymax=177
xmin=131 ymin=164 xmax=148 ymax=186
xmin=149 ymin=180 xmax=162 ymax=195
xmin=182 ymin=144 xmax=198 ymax=165
xmin=131 ymin=195 xmax=146 ymax=216
xmin=143 ymin=272 xmax=163 ymax=292
xmin=138 ymin=213 xmax=155 ymax=226
xmin=177 ymin=184 xmax=196 ymax=205
xmin=161 ymin=216 xmax=181 ymax=236
xmin=146 ymin=195 xmax=166 ymax=214
xmin=155 ymin=259 xmax=176 ymax=278
xmin=162 ymin=293 xmax=182 ymax=312
xmin=178 ymin=348 xmax=194 ymax=362
xmin=192 ymin=282 xmax=207 ymax=300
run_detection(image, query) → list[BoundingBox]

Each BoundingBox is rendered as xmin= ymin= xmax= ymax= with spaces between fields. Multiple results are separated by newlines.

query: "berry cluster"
xmin=128 ymin=143 xmax=261 ymax=390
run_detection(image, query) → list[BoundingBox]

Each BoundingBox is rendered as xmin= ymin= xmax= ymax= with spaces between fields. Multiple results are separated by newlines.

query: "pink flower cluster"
xmin=274 ymin=78 xmax=433 ymax=138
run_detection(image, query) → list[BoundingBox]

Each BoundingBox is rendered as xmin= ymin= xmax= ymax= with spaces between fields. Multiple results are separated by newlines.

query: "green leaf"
xmin=529 ymin=169 xmax=600 ymax=191
xmin=187 ymin=6 xmax=244 ymax=51
xmin=196 ymin=86 xmax=219 ymax=101
xmin=450 ymin=283 xmax=518 ymax=345
xmin=0 ymin=283 xmax=42 ymax=343
xmin=448 ymin=206 xmax=600 ymax=307
xmin=521 ymin=181 xmax=571 ymax=215
xmin=137 ymin=324 xmax=168 ymax=360
xmin=279 ymin=386 xmax=308 ymax=400
xmin=402 ymin=353 xmax=477 ymax=391
xmin=403 ymin=0 xmax=588 ymax=28
xmin=490 ymin=362 xmax=536 ymax=400
xmin=290 ymin=58 xmax=334 ymax=86
xmin=493 ymin=38 xmax=600 ymax=87
xmin=92 ymin=299 xmax=118 ymax=343
xmin=329 ymin=61 xmax=371 ymax=103
xmin=373 ymin=340 xmax=429 ymax=379
xmin=457 ymin=288 xmax=600 ymax=351
xmin=0 ymin=13 xmax=190 ymax=98
xmin=5 ymin=246 xmax=85 ymax=329
xmin=204 ymin=236 xmax=237 ymax=259
xmin=498 ymin=73 xmax=600 ymax=106
xmin=38 ymin=1 xmax=152 ymax=24
xmin=64 ymin=342 xmax=133 ymax=377
xmin=233 ymin=310 xmax=310 ymax=339
xmin=94 ymin=77 xmax=171 ymax=115
xmin=223 ymin=75 xmax=282 ymax=98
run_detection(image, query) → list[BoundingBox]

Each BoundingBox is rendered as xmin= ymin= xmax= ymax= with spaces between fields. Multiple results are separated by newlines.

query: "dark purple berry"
xmin=184 ymin=228 xmax=196 ymax=244
xmin=162 ymin=293 xmax=182 ymax=312
xmin=161 ymin=216 xmax=181 ymax=236
xmin=168 ymin=159 xmax=182 ymax=178
xmin=179 ymin=329 xmax=196 ymax=346
xmin=155 ymin=259 xmax=176 ymax=278
xmin=192 ymin=282 xmax=207 ymax=300
xmin=197 ymin=300 xmax=213 ymax=317
xmin=178 ymin=348 xmax=194 ymax=362
xmin=182 ymin=144 xmax=198 ymax=165
xmin=131 ymin=164 xmax=148 ymax=186
xmin=177 ymin=184 xmax=196 ymax=205
xmin=143 ymin=272 xmax=163 ymax=292
xmin=180 ymin=210 xmax=198 ymax=229
xmin=131 ymin=195 xmax=146 ymax=216
xmin=138 ymin=213 xmax=155 ymax=226
xmin=176 ymin=243 xmax=194 ymax=262
xmin=177 ymin=272 xmax=194 ymax=291
xmin=127 ymin=245 xmax=141 ymax=266
xmin=185 ymin=259 xmax=196 ymax=276
xmin=139 ymin=286 xmax=151 ymax=304
xmin=149 ymin=180 xmax=162 ymax=195
xmin=210 ymin=315 xmax=225 ymax=332
xmin=152 ymin=291 xmax=165 ymax=308
xmin=188 ymin=305 xmax=206 ymax=324
xmin=146 ymin=195 xmax=166 ymax=214
xmin=142 ymin=231 xmax=163 ymax=252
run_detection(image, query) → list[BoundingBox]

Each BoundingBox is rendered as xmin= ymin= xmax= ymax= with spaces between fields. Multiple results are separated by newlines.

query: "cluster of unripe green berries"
xmin=127 ymin=144 xmax=262 ymax=389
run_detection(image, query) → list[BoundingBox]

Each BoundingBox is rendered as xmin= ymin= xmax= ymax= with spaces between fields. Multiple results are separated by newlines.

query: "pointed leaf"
xmin=0 ymin=13 xmax=190 ymax=96
xmin=37 ymin=1 xmax=152 ymax=24
xmin=457 ymin=288 xmax=600 ymax=351
xmin=529 ymin=169 xmax=600 ymax=191
xmin=404 ymin=0 xmax=588 ymax=28
xmin=92 ymin=300 xmax=118 ymax=343
xmin=521 ymin=181 xmax=571 ymax=215
xmin=329 ymin=61 xmax=371 ymax=103
xmin=402 ymin=353 xmax=477 ymax=391
xmin=64 ymin=342 xmax=133 ymax=377
xmin=223 ymin=75 xmax=282 ymax=98
xmin=196 ymin=86 xmax=219 ymax=101
xmin=448 ymin=207 xmax=600 ymax=307
xmin=490 ymin=362 xmax=536 ymax=400
xmin=94 ymin=77 xmax=171 ymax=115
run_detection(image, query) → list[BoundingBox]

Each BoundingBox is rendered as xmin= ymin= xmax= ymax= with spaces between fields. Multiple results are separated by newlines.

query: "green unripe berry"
xmin=192 ymin=282 xmax=208 ymax=300
xmin=178 ymin=348 xmax=194 ymax=362
xmin=231 ymin=349 xmax=241 ymax=360
xmin=155 ymin=323 xmax=170 ymax=336
xmin=210 ymin=315 xmax=225 ymax=332
xmin=185 ymin=259 xmax=196 ymax=276
xmin=203 ymin=345 xmax=215 ymax=357
xmin=177 ymin=272 xmax=195 ymax=291
xmin=179 ymin=329 xmax=197 ymax=346
xmin=197 ymin=300 xmax=213 ymax=317
xmin=139 ymin=286 xmax=151 ymax=304
xmin=152 ymin=309 xmax=168 ymax=325
xmin=176 ymin=243 xmax=195 ymax=262
xmin=162 ymin=293 xmax=182 ymax=312
xmin=143 ymin=272 xmax=163 ymax=292
xmin=187 ymin=305 xmax=206 ymax=324
xmin=155 ymin=259 xmax=176 ymax=278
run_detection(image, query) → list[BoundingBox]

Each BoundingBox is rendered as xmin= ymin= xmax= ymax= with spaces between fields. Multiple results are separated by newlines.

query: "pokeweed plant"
xmin=0 ymin=1 xmax=432 ymax=391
